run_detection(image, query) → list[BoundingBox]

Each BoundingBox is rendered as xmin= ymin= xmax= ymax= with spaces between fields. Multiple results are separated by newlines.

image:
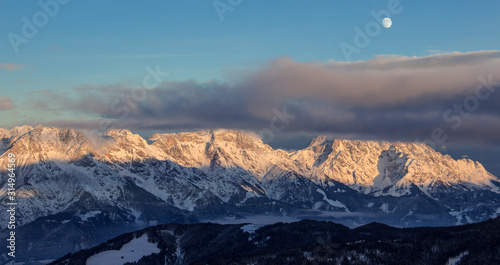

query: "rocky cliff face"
xmin=0 ymin=126 xmax=499 ymax=262
xmin=1 ymin=126 xmax=499 ymax=226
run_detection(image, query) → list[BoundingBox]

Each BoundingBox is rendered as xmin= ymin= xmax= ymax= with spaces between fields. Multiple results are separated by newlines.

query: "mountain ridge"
xmin=1 ymin=125 xmax=499 ymax=214
xmin=50 ymin=217 xmax=500 ymax=265
xmin=1 ymin=125 xmax=500 ymax=262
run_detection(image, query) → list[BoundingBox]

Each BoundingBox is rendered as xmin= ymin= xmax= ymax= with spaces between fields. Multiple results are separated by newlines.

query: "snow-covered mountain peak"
xmin=210 ymin=129 xmax=269 ymax=150
xmin=0 ymin=126 xmax=95 ymax=161
xmin=307 ymin=135 xmax=334 ymax=148
xmin=103 ymin=129 xmax=148 ymax=147
xmin=0 ymin=125 xmax=34 ymax=142
xmin=146 ymin=129 xmax=281 ymax=174
xmin=1 ymin=126 xmax=498 ymax=194
xmin=288 ymin=137 xmax=500 ymax=196
xmin=10 ymin=125 xmax=34 ymax=134
xmin=103 ymin=128 xmax=134 ymax=137
xmin=147 ymin=129 xmax=268 ymax=153
xmin=146 ymin=132 xmax=168 ymax=142
xmin=1 ymin=125 xmax=500 ymax=235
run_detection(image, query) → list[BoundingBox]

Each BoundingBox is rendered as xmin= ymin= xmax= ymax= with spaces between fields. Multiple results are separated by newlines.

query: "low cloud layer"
xmin=30 ymin=50 xmax=500 ymax=145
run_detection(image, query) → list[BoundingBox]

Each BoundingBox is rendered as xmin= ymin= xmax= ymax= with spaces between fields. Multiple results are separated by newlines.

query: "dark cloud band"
xmin=30 ymin=50 xmax=500 ymax=145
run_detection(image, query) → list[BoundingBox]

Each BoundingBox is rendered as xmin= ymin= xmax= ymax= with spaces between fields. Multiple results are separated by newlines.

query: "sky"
xmin=1 ymin=0 xmax=500 ymax=174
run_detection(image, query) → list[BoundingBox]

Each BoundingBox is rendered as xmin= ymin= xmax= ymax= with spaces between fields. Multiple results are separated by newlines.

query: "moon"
xmin=382 ymin=17 xmax=392 ymax=28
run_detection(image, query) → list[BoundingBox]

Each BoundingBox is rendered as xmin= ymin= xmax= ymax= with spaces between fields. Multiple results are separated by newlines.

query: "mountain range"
xmin=1 ymin=125 xmax=500 ymax=263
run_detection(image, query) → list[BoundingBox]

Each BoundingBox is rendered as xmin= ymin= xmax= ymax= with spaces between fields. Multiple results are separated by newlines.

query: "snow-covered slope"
xmin=1 ymin=126 xmax=500 ymax=261
xmin=291 ymin=137 xmax=499 ymax=196
xmin=1 ymin=126 xmax=499 ymax=227
xmin=86 ymin=234 xmax=160 ymax=265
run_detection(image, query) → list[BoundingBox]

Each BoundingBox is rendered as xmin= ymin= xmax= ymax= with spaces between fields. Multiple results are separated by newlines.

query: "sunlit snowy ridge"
xmin=1 ymin=126 xmax=499 ymax=228
xmin=1 ymin=125 xmax=500 ymax=262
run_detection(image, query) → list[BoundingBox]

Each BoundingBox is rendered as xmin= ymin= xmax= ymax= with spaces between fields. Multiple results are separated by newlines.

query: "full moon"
xmin=382 ymin=17 xmax=392 ymax=28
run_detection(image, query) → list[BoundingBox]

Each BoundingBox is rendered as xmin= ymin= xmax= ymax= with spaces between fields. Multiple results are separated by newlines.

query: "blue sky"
xmin=1 ymin=0 xmax=500 ymax=174
xmin=2 ymin=0 xmax=499 ymax=87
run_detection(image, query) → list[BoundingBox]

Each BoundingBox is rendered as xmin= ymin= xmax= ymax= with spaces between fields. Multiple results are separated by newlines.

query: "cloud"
xmin=0 ymin=63 xmax=26 ymax=71
xmin=0 ymin=96 xmax=15 ymax=110
xmin=327 ymin=50 xmax=500 ymax=70
xmin=29 ymin=50 xmax=500 ymax=145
